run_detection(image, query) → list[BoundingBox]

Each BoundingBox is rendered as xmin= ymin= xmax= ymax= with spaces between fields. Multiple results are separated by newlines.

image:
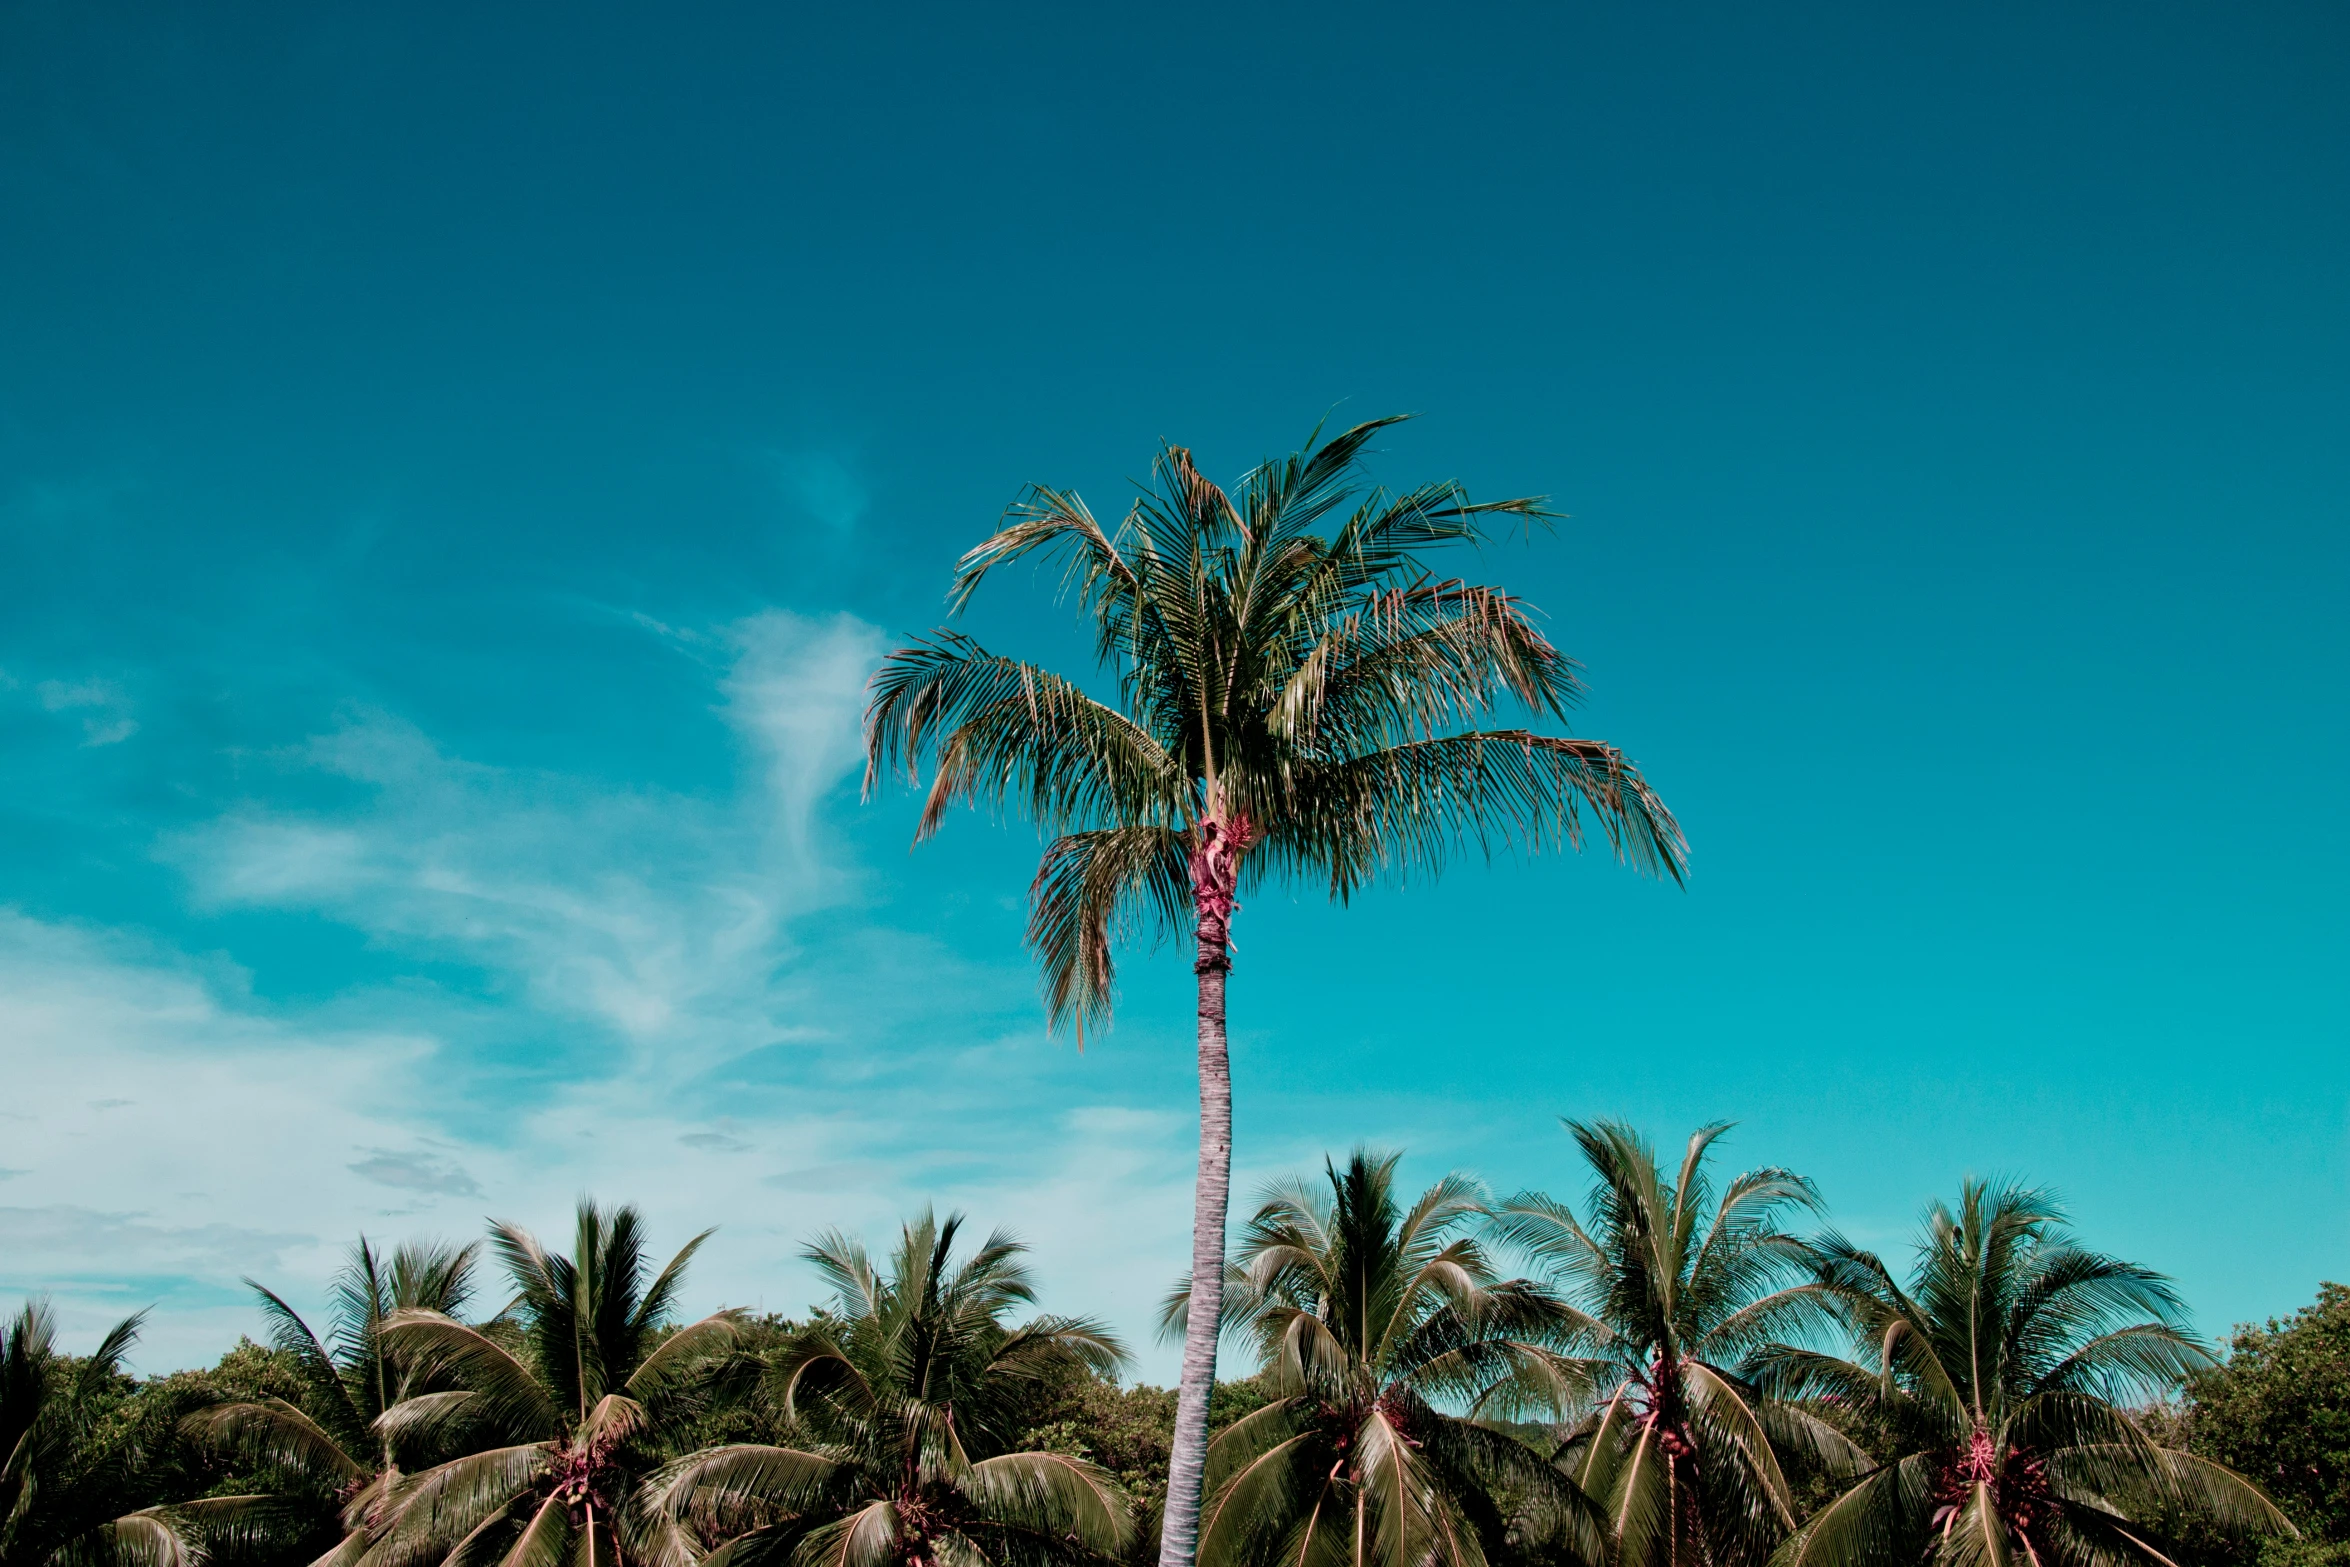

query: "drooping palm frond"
xmin=1022 ymin=825 xmax=1192 ymax=1038
xmin=180 ymin=1399 xmax=367 ymax=1484
xmin=375 ymin=1315 xmax=563 ymax=1446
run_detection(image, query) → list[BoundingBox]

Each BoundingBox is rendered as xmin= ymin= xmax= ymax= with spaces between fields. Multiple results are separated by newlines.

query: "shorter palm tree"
xmin=1178 ymin=1151 xmax=1592 ymax=1567
xmin=1491 ymin=1122 xmax=1859 ymax=1567
xmin=183 ymin=1238 xmax=479 ymax=1567
xmin=1759 ymin=1179 xmax=2291 ymax=1567
xmin=0 ymin=1301 xmax=212 ymax=1567
xmin=656 ymin=1210 xmax=1131 ymax=1567
xmin=367 ymin=1202 xmax=741 ymax=1567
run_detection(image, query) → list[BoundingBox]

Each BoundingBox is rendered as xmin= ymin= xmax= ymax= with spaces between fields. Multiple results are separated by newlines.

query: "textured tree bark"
xmin=1160 ymin=819 xmax=1246 ymax=1567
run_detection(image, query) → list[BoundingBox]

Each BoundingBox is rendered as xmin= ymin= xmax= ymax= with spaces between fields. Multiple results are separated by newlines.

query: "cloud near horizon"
xmin=0 ymin=608 xmax=1203 ymax=1375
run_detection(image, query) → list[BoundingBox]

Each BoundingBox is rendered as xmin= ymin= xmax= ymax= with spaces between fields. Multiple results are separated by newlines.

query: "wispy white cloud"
xmin=768 ymin=452 xmax=869 ymax=538
xmin=31 ymin=675 xmax=138 ymax=745
xmin=723 ymin=610 xmax=884 ymax=863
xmin=0 ymin=895 xmax=1209 ymax=1375
xmin=166 ymin=611 xmax=886 ymax=1057
xmin=0 ymin=607 xmax=1210 ymax=1375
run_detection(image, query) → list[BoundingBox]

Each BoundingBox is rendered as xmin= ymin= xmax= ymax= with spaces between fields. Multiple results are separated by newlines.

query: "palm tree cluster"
xmin=4 ymin=1125 xmax=2293 ymax=1567
xmin=3 ymin=419 xmax=2295 ymax=1567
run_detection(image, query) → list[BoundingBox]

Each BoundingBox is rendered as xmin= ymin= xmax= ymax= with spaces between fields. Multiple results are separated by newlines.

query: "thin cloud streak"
xmin=4 ymin=608 xmax=1209 ymax=1376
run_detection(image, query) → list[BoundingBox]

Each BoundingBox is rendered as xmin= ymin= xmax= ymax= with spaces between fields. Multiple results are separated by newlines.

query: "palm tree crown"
xmin=367 ymin=1201 xmax=740 ymax=1567
xmin=1762 ymin=1179 xmax=2291 ymax=1567
xmin=865 ymin=414 xmax=1685 ymax=1031
xmin=1184 ymin=1152 xmax=1591 ymax=1567
xmin=184 ymin=1238 xmax=479 ymax=1565
xmin=1492 ymin=1122 xmax=1856 ymax=1567
xmin=657 ymin=1210 xmax=1131 ymax=1567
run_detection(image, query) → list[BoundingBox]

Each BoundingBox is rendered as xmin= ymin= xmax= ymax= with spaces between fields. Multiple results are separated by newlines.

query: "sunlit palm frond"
xmin=791 ymin=1502 xmax=900 ymax=1567
xmin=1276 ymin=731 xmax=1684 ymax=903
xmin=864 ymin=634 xmax=1181 ymax=842
xmin=370 ymin=1446 xmax=550 ymax=1567
xmin=624 ymin=1313 xmax=741 ymax=1401
xmin=378 ymin=1315 xmax=561 ymax=1443
xmin=181 ymin=1399 xmax=367 ymax=1483
xmin=1772 ymin=1456 xmax=1931 ymax=1567
xmin=958 ymin=1453 xmax=1129 ymax=1554
xmin=496 ymin=1494 xmax=573 ymax=1567
xmin=658 ymin=1444 xmax=845 ymax=1530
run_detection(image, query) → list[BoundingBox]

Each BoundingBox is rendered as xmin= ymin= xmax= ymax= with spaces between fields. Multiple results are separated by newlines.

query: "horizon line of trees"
xmin=4 ymin=1120 xmax=2335 ymax=1567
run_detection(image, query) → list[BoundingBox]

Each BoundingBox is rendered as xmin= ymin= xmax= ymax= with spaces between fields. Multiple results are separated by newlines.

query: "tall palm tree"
xmin=865 ymin=417 xmax=1686 ymax=1567
xmin=365 ymin=1202 xmax=741 ymax=1567
xmin=0 ymin=1301 xmax=207 ymax=1567
xmin=1491 ymin=1122 xmax=1857 ymax=1567
xmin=184 ymin=1238 xmax=479 ymax=1567
xmin=655 ymin=1210 xmax=1131 ymax=1567
xmin=1176 ymin=1151 xmax=1596 ymax=1567
xmin=1759 ymin=1180 xmax=2290 ymax=1567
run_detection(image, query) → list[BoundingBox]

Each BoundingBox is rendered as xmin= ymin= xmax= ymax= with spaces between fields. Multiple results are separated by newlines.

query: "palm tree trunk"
xmin=1160 ymin=829 xmax=1242 ymax=1567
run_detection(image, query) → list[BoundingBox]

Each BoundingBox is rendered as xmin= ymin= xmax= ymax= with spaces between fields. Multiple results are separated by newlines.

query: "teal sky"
xmin=1 ymin=2 xmax=2344 ymax=1377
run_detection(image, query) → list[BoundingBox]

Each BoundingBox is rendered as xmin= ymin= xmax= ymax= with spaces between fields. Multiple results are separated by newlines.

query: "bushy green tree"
xmin=1013 ymin=1377 xmax=1176 ymax=1524
xmin=0 ymin=1302 xmax=256 ymax=1567
xmin=2175 ymin=1283 xmax=2350 ymax=1567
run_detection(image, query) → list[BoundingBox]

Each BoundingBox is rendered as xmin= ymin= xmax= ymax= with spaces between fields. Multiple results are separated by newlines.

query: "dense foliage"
xmin=6 ymin=1127 xmax=2320 ymax=1567
xmin=2155 ymin=1284 xmax=2350 ymax=1567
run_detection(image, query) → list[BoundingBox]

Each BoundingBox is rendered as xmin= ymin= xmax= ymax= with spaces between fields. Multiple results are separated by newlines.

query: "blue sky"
xmin=1 ymin=1 xmax=2344 ymax=1377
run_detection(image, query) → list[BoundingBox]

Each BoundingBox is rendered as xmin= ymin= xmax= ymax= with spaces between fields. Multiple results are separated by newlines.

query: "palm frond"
xmin=377 ymin=1314 xmax=560 ymax=1443
xmin=959 ymin=1452 xmax=1130 ymax=1554
xmin=789 ymin=1502 xmax=899 ymax=1567
xmin=1025 ymin=825 xmax=1190 ymax=1036
xmin=624 ymin=1313 xmax=742 ymax=1401
xmin=495 ymin=1495 xmax=573 ymax=1567
xmin=1772 ymin=1456 xmax=1930 ymax=1567
xmin=657 ymin=1444 xmax=844 ymax=1528
xmin=864 ymin=635 xmax=1180 ymax=838
xmin=180 ymin=1399 xmax=365 ymax=1482
xmin=1276 ymin=731 xmax=1685 ymax=901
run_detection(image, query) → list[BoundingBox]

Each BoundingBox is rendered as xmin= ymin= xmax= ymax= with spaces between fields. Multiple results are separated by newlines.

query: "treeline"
xmin=2 ymin=1123 xmax=2337 ymax=1567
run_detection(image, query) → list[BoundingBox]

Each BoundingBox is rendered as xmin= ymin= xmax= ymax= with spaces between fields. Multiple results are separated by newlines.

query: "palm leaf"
xmin=377 ymin=1315 xmax=560 ymax=1442
xmin=790 ymin=1502 xmax=898 ymax=1567
xmin=180 ymin=1399 xmax=366 ymax=1482
xmin=959 ymin=1452 xmax=1130 ymax=1553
